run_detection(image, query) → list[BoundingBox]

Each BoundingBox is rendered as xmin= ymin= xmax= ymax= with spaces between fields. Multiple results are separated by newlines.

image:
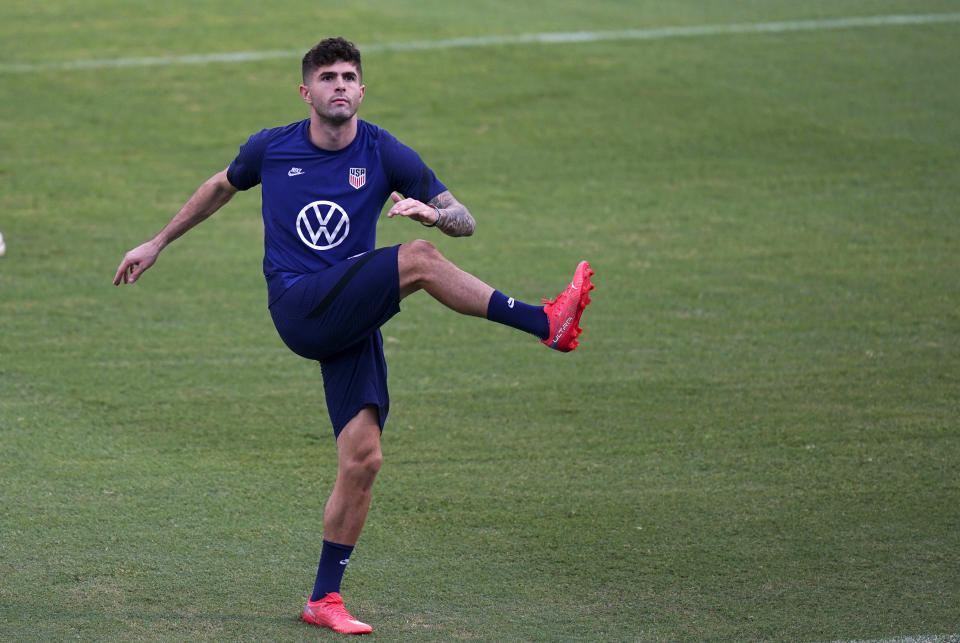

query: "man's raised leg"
xmin=397 ymin=239 xmax=594 ymax=352
xmin=398 ymin=239 xmax=493 ymax=315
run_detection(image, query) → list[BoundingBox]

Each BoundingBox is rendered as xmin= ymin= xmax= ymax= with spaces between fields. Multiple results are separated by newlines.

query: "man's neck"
xmin=308 ymin=114 xmax=358 ymax=151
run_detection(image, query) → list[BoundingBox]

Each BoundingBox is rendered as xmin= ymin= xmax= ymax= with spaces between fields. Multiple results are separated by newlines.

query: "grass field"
xmin=2 ymin=1 xmax=959 ymax=640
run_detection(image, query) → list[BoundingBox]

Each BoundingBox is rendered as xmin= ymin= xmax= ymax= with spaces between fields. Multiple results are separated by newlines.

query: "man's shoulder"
xmin=358 ymin=119 xmax=380 ymax=135
xmin=249 ymin=119 xmax=307 ymax=146
xmin=229 ymin=120 xmax=309 ymax=189
xmin=359 ymin=119 xmax=401 ymax=146
xmin=359 ymin=120 xmax=418 ymax=163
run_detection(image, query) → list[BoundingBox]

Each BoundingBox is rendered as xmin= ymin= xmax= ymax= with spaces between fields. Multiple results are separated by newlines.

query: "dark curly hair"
xmin=302 ymin=37 xmax=362 ymax=83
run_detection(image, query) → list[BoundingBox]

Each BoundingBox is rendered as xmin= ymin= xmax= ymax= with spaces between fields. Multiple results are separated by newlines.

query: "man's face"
xmin=299 ymin=61 xmax=365 ymax=125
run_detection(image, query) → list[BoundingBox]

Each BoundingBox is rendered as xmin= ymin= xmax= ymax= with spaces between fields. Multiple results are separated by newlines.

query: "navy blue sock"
xmin=486 ymin=290 xmax=550 ymax=340
xmin=310 ymin=540 xmax=355 ymax=601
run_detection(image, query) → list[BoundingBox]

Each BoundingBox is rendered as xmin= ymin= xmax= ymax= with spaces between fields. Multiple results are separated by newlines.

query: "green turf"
xmin=2 ymin=1 xmax=959 ymax=640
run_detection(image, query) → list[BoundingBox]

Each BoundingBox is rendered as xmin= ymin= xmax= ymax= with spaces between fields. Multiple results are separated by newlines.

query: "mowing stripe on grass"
xmin=2 ymin=12 xmax=960 ymax=73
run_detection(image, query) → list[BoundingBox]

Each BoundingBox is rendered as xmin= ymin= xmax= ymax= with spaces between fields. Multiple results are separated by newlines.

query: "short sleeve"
xmin=378 ymin=131 xmax=447 ymax=203
xmin=227 ymin=128 xmax=273 ymax=191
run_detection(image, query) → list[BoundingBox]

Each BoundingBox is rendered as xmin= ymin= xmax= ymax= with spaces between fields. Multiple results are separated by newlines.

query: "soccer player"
xmin=113 ymin=37 xmax=593 ymax=635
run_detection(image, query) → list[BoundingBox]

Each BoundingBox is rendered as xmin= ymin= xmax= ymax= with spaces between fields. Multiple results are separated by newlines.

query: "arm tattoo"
xmin=429 ymin=191 xmax=475 ymax=237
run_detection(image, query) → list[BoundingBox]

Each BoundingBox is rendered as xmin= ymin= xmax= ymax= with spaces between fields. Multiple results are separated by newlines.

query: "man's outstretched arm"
xmin=113 ymin=168 xmax=238 ymax=285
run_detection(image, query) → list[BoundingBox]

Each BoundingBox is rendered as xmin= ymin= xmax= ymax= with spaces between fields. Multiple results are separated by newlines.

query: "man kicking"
xmin=113 ymin=37 xmax=593 ymax=635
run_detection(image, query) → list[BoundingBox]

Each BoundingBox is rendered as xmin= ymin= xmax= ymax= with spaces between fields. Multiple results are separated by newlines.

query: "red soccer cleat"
xmin=302 ymin=592 xmax=372 ymax=635
xmin=542 ymin=260 xmax=595 ymax=352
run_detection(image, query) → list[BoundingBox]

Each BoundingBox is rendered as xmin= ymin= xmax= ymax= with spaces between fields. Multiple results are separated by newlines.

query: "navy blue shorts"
xmin=269 ymin=246 xmax=401 ymax=436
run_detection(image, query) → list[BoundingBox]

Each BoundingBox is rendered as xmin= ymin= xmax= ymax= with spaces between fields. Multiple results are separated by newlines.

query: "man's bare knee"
xmin=343 ymin=448 xmax=382 ymax=483
xmin=399 ymin=238 xmax=444 ymax=296
xmin=336 ymin=407 xmax=383 ymax=484
xmin=338 ymin=439 xmax=383 ymax=495
xmin=403 ymin=238 xmax=441 ymax=265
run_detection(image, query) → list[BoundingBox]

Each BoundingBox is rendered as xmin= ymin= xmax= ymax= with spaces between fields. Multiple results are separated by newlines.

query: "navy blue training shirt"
xmin=227 ymin=119 xmax=447 ymax=303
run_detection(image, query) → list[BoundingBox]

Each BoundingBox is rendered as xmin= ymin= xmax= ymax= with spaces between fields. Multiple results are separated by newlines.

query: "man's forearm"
xmin=429 ymin=192 xmax=475 ymax=237
xmin=154 ymin=170 xmax=237 ymax=248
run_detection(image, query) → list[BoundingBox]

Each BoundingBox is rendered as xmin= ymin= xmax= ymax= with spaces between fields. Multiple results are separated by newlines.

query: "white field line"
xmin=1 ymin=12 xmax=960 ymax=73
xmin=827 ymin=636 xmax=960 ymax=643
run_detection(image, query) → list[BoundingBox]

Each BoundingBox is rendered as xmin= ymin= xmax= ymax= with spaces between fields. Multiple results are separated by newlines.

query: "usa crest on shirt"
xmin=349 ymin=167 xmax=366 ymax=190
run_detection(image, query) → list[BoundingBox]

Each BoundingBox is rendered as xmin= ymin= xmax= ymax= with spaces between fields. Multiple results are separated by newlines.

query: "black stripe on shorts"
xmin=306 ymin=249 xmax=384 ymax=320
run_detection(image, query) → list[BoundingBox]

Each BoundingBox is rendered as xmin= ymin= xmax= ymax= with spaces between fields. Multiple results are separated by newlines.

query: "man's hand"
xmin=387 ymin=190 xmax=475 ymax=237
xmin=386 ymin=191 xmax=437 ymax=226
xmin=113 ymin=239 xmax=162 ymax=285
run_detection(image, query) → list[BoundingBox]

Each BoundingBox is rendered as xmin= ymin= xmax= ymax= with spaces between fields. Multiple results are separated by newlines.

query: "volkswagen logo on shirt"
xmin=296 ymin=200 xmax=350 ymax=250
